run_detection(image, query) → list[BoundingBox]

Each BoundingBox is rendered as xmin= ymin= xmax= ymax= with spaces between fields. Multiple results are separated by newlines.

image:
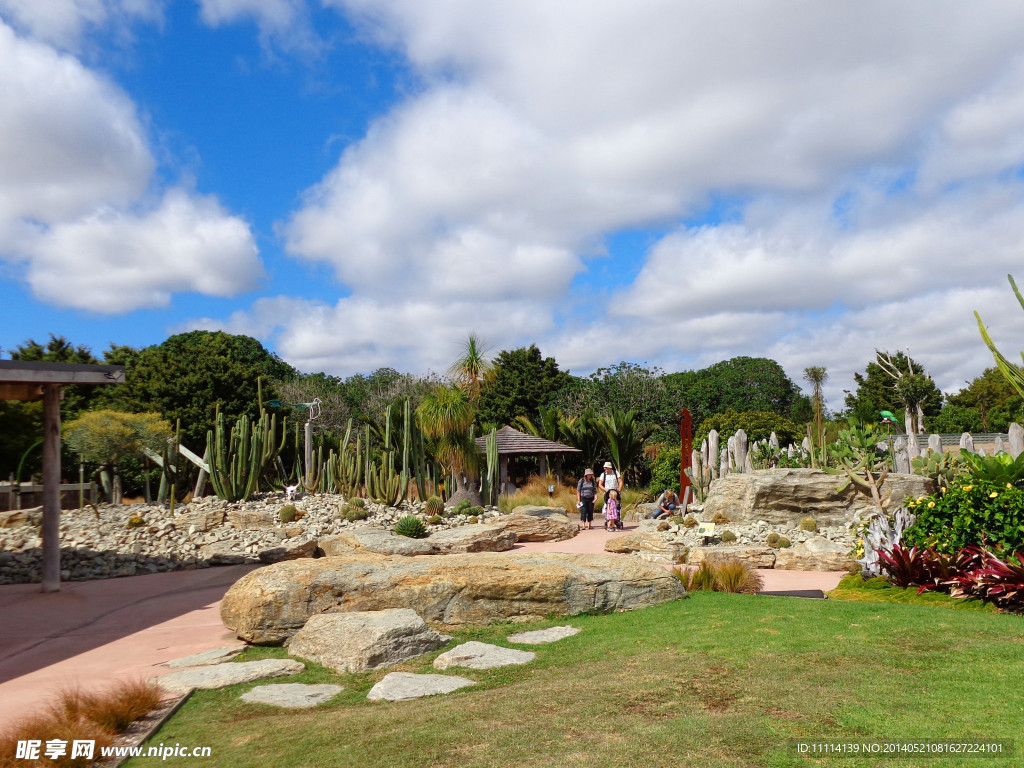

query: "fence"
xmin=1 ymin=481 xmax=98 ymax=512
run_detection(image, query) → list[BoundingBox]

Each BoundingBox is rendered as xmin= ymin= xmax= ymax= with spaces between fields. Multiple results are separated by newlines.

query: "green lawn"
xmin=136 ymin=594 xmax=1023 ymax=768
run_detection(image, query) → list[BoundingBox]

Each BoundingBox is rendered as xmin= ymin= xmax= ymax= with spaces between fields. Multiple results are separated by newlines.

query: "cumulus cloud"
xmin=0 ymin=0 xmax=162 ymax=51
xmin=0 ymin=19 xmax=262 ymax=311
xmin=197 ymin=0 xmax=321 ymax=53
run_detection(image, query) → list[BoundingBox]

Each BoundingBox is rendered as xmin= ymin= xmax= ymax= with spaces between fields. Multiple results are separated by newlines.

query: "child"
xmin=604 ymin=489 xmax=621 ymax=531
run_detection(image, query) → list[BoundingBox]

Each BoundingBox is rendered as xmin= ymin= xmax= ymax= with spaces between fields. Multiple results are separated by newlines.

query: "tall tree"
xmin=942 ymin=366 xmax=1024 ymax=432
xmin=844 ymin=350 xmax=942 ymax=430
xmin=476 ymin=345 xmax=572 ymax=428
xmin=448 ymin=333 xmax=494 ymax=405
xmin=803 ymin=366 xmax=829 ymax=451
xmin=416 ymin=384 xmax=478 ymax=505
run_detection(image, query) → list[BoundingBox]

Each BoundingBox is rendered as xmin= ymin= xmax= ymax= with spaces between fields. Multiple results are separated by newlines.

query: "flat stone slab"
xmin=510 ymin=504 xmax=572 ymax=519
xmin=154 ymin=659 xmax=305 ymax=695
xmin=433 ymin=641 xmax=535 ymax=670
xmin=507 ymin=626 xmax=581 ymax=644
xmin=493 ymin=514 xmax=577 ymax=542
xmin=287 ymin=609 xmax=450 ymax=673
xmin=239 ymin=683 xmax=343 ymax=708
xmin=319 ymin=524 xmax=517 ymax=557
xmin=162 ymin=646 xmax=244 ymax=668
xmin=367 ymin=672 xmax=475 ymax=701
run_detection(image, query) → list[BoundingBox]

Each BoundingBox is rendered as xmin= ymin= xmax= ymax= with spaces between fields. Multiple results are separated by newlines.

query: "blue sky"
xmin=2 ymin=1 xmax=1024 ymax=408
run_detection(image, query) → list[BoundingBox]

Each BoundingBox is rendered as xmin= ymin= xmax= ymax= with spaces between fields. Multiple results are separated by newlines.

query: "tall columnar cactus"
xmin=206 ymin=409 xmax=285 ymax=502
xmin=330 ymin=419 xmax=364 ymax=497
xmin=479 ymin=427 xmax=498 ymax=506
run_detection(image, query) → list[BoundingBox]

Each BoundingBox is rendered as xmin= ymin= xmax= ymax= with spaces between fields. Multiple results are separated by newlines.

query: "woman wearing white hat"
xmin=598 ymin=461 xmax=622 ymax=531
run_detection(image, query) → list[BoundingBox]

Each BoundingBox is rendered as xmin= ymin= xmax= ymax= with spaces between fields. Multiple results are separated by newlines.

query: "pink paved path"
xmin=0 ymin=522 xmax=845 ymax=728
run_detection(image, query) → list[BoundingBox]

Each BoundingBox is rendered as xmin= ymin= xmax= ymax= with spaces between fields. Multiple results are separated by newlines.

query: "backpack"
xmin=578 ymin=478 xmax=597 ymax=500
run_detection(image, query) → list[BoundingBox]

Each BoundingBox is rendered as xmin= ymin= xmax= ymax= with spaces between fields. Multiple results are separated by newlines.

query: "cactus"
xmin=427 ymin=514 xmax=443 ymax=525
xmin=349 ymin=497 xmax=366 ymax=508
xmin=206 ymin=408 xmax=285 ymax=502
xmin=394 ymin=515 xmax=428 ymax=539
xmin=799 ymin=517 xmax=818 ymax=532
xmin=331 ymin=420 xmax=365 ymax=497
xmin=720 ymin=530 xmax=736 ymax=543
xmin=910 ymin=450 xmax=963 ymax=489
xmin=279 ymin=505 xmax=297 ymax=523
xmin=777 ymin=537 xmax=792 ymax=548
xmin=766 ymin=532 xmax=781 ymax=547
xmin=425 ymin=496 xmax=444 ymax=517
xmin=480 ymin=427 xmax=499 ymax=506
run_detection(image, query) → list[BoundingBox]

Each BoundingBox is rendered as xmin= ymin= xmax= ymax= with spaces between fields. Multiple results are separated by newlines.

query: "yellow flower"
xmin=1008 ymin=483 xmax=1014 ymax=489
xmin=963 ymin=485 xmax=973 ymax=492
xmin=990 ymin=491 xmax=999 ymax=498
xmin=927 ymin=501 xmax=936 ymax=508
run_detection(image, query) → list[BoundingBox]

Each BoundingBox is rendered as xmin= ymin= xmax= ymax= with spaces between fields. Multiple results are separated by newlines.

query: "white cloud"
xmin=25 ymin=190 xmax=261 ymax=312
xmin=0 ymin=0 xmax=162 ymax=51
xmin=0 ymin=19 xmax=262 ymax=311
xmin=196 ymin=0 xmax=321 ymax=53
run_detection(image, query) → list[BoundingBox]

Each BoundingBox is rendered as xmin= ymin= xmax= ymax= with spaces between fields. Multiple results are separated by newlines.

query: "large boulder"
xmin=221 ymin=551 xmax=685 ymax=644
xmin=0 ymin=508 xmax=41 ymax=528
xmin=318 ymin=524 xmax=517 ymax=557
xmin=286 ymin=609 xmax=450 ymax=673
xmin=494 ymin=514 xmax=577 ymax=542
xmin=199 ymin=540 xmax=248 ymax=565
xmin=258 ymin=538 xmax=318 ymax=564
xmin=701 ymin=469 xmax=934 ymax=526
xmin=604 ymin=532 xmax=688 ymax=564
xmin=510 ymin=505 xmax=572 ymax=519
xmin=687 ymin=545 xmax=777 ymax=568
xmin=773 ymin=538 xmax=858 ymax=572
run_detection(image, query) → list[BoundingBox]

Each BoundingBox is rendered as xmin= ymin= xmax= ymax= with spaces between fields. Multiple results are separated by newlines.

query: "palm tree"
xmin=803 ymin=366 xmax=828 ymax=451
xmin=515 ymin=406 xmax=562 ymax=442
xmin=448 ymin=333 xmax=494 ymax=405
xmin=598 ymin=408 xmax=647 ymax=484
xmin=416 ymin=384 xmax=480 ymax=505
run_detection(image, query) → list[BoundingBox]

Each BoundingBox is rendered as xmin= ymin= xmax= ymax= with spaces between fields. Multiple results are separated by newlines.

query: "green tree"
xmin=976 ymin=273 xmax=1024 ymax=400
xmin=598 ymin=408 xmax=648 ymax=484
xmin=665 ymin=356 xmax=811 ymax=433
xmin=476 ymin=345 xmax=572 ymax=428
xmin=416 ymin=384 xmax=478 ymax=505
xmin=694 ymin=409 xmax=804 ymax=446
xmin=843 ymin=350 xmax=942 ymax=428
xmin=101 ymin=331 xmax=295 ymax=450
xmin=63 ymin=410 xmax=172 ymax=502
xmin=942 ymin=366 xmax=1024 ymax=432
xmin=448 ymin=333 xmax=494 ymax=405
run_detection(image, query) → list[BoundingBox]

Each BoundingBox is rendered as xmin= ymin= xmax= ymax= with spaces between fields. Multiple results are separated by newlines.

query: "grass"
xmin=827 ymin=573 xmax=999 ymax=613
xmin=133 ymin=593 xmax=1023 ymax=768
xmin=497 ymin=475 xmax=650 ymax=515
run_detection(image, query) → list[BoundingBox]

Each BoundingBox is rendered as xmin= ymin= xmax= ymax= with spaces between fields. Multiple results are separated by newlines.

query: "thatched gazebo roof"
xmin=474 ymin=426 xmax=581 ymax=457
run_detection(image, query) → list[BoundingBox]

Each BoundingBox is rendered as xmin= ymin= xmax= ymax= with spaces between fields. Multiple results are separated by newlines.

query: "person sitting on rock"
xmin=652 ymin=488 xmax=678 ymax=519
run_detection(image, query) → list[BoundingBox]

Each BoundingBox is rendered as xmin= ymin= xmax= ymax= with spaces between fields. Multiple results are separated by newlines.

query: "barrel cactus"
xmin=348 ymin=497 xmax=366 ymax=508
xmin=394 ymin=515 xmax=428 ymax=539
xmin=279 ymin=505 xmax=298 ymax=523
xmin=425 ymin=496 xmax=445 ymax=517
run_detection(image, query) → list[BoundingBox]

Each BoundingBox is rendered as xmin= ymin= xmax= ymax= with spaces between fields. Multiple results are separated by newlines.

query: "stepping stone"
xmin=507 ymin=626 xmax=581 ymax=644
xmin=154 ymin=659 xmax=305 ymax=695
xmin=162 ymin=646 xmax=244 ymax=668
xmin=366 ymin=672 xmax=475 ymax=702
xmin=433 ymin=641 xmax=535 ymax=670
xmin=287 ymin=609 xmax=450 ymax=674
xmin=240 ymin=683 xmax=343 ymax=708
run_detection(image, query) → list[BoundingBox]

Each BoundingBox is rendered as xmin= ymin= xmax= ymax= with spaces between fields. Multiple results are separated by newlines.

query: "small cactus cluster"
xmin=348 ymin=497 xmax=366 ymax=509
xmin=126 ymin=515 xmax=145 ymax=529
xmin=452 ymin=500 xmax=472 ymax=516
xmin=467 ymin=515 xmax=479 ymax=524
xmin=682 ymin=515 xmax=699 ymax=529
xmin=799 ymin=517 xmax=818 ymax=532
xmin=766 ymin=532 xmax=781 ymax=547
xmin=712 ymin=512 xmax=731 ymax=525
xmin=720 ymin=530 xmax=736 ymax=543
xmin=657 ymin=521 xmax=671 ymax=532
xmin=338 ymin=504 xmax=370 ymax=522
xmin=426 ymin=514 xmax=443 ymax=525
xmin=425 ymin=496 xmax=445 ymax=517
xmin=278 ymin=505 xmax=298 ymax=523
xmin=777 ymin=537 xmax=792 ymax=548
xmin=394 ymin=515 xmax=428 ymax=539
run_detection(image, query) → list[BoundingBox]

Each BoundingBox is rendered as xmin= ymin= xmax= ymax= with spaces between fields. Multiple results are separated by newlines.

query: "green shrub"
xmin=777 ymin=537 xmax=792 ymax=548
xmin=766 ymin=532 xmax=781 ymax=547
xmin=720 ymin=530 xmax=736 ymax=543
xmin=903 ymin=479 xmax=1024 ymax=554
xmin=694 ymin=408 xmax=804 ymax=445
xmin=348 ymin=497 xmax=366 ymax=508
xmin=799 ymin=517 xmax=818 ymax=532
xmin=425 ymin=496 xmax=445 ymax=517
xmin=394 ymin=515 xmax=428 ymax=539
xmin=712 ymin=512 xmax=730 ymax=525
xmin=649 ymin=446 xmax=682 ymax=497
xmin=278 ymin=505 xmax=298 ymax=523
xmin=426 ymin=514 xmax=443 ymax=525
xmin=465 ymin=505 xmax=484 ymax=517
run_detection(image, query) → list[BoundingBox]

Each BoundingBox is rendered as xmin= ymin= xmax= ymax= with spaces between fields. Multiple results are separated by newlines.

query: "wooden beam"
xmin=0 ymin=361 xmax=125 ymax=385
xmin=0 ymin=382 xmax=45 ymax=401
xmin=41 ymin=384 xmax=61 ymax=593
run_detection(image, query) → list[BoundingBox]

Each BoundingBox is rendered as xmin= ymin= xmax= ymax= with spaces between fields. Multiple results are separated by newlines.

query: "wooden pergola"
xmin=474 ymin=426 xmax=582 ymax=494
xmin=0 ymin=361 xmax=125 ymax=592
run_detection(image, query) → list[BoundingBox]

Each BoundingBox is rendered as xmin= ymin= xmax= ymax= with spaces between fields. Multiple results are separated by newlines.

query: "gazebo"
xmin=0 ymin=361 xmax=125 ymax=592
xmin=474 ymin=426 xmax=582 ymax=495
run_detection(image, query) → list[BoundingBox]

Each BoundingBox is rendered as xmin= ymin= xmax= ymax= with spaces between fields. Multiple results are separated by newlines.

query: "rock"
xmin=287 ymin=609 xmax=450 ymax=673
xmin=181 ymin=509 xmax=224 ymax=532
xmin=239 ymin=683 xmax=343 ymax=708
xmin=492 ymin=514 xmax=576 ymax=542
xmin=701 ymin=469 xmax=935 ymax=526
xmin=366 ymin=672 xmax=475 ymax=701
xmin=426 ymin=524 xmax=518 ymax=553
xmin=507 ymin=626 xmax=580 ymax=644
xmin=258 ymin=538 xmax=318 ymax=564
xmin=633 ymin=503 xmax=661 ymax=519
xmin=688 ymin=545 xmax=776 ymax=568
xmin=199 ymin=540 xmax=247 ymax=564
xmin=433 ymin=641 xmax=535 ymax=670
xmin=221 ymin=552 xmax=685 ymax=644
xmin=0 ymin=508 xmax=40 ymax=528
xmin=773 ymin=537 xmax=859 ymax=571
xmin=604 ymin=532 xmax=688 ymax=564
xmin=227 ymin=509 xmax=277 ymax=529
xmin=163 ymin=646 xmax=244 ymax=667
xmin=319 ymin=524 xmax=516 ymax=557
xmin=510 ymin=505 xmax=572 ymax=519
xmin=154 ymin=659 xmax=304 ymax=694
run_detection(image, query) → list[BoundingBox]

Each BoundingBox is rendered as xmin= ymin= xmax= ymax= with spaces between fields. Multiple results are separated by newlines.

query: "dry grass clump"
xmin=0 ymin=680 xmax=161 ymax=768
xmin=497 ymin=474 xmax=579 ymax=514
xmin=672 ymin=559 xmax=764 ymax=595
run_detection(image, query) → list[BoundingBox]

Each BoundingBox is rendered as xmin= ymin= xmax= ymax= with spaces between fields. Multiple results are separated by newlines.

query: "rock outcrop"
xmin=318 ymin=524 xmax=518 ymax=557
xmin=604 ymin=532 xmax=689 ymax=564
xmin=701 ymin=469 xmax=934 ymax=526
xmin=493 ymin=513 xmax=577 ymax=542
xmin=221 ymin=551 xmax=685 ymax=644
xmin=773 ymin=537 xmax=858 ymax=571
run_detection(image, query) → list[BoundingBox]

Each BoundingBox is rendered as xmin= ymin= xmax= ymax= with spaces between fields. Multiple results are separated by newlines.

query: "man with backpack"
xmin=576 ymin=467 xmax=598 ymax=530
xmin=598 ymin=461 xmax=623 ymax=530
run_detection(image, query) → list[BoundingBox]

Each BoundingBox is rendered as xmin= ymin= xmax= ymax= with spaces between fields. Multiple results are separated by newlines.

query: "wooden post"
xmin=679 ymin=408 xmax=693 ymax=498
xmin=538 ymin=454 xmax=548 ymax=478
xmin=193 ymin=448 xmax=209 ymax=499
xmin=41 ymin=384 xmax=62 ymax=593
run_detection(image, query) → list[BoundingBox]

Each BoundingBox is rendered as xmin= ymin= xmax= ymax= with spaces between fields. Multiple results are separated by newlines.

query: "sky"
xmin=2 ymin=1 xmax=1024 ymax=410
